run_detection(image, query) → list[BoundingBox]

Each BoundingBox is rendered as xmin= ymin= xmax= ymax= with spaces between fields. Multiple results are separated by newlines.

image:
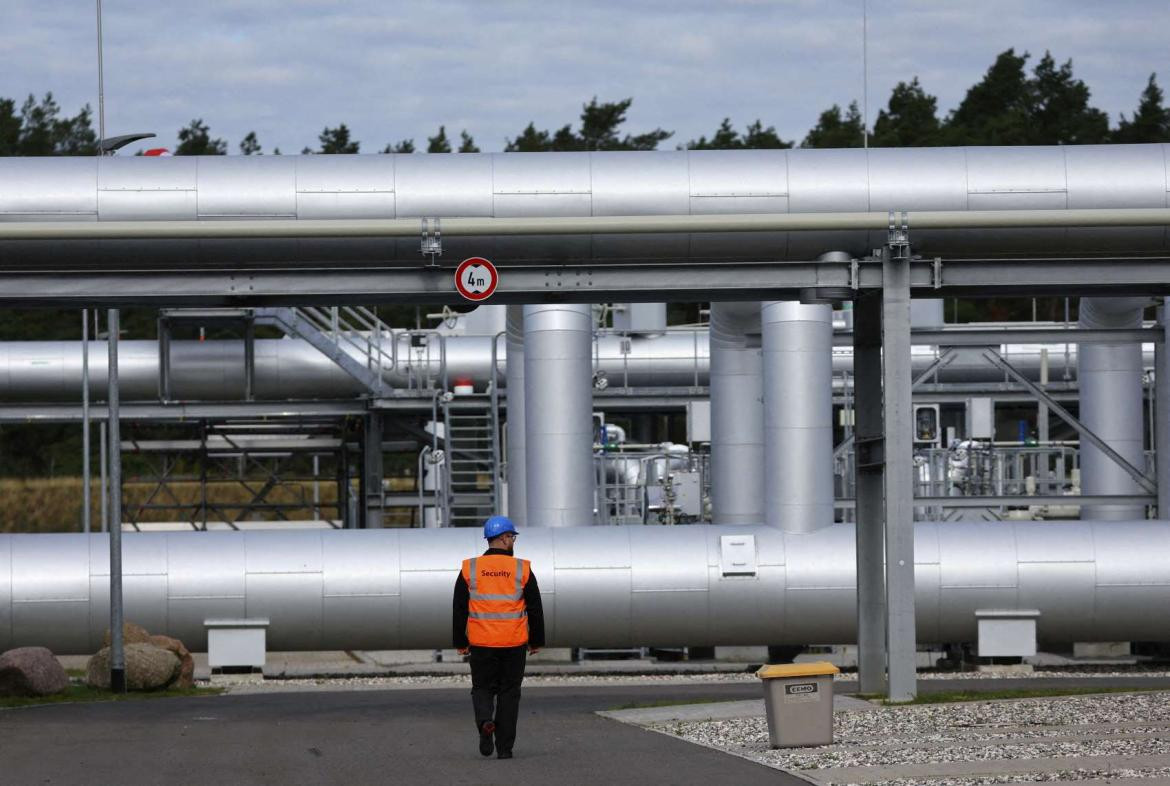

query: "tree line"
xmin=2 ymin=49 xmax=1168 ymax=158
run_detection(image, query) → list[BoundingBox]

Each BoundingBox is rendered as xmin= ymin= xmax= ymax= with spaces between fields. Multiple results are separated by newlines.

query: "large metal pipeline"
xmin=1079 ymin=297 xmax=1151 ymax=519
xmin=2 ymin=146 xmax=1168 ymax=268
xmin=708 ymin=303 xmax=763 ymax=524
xmin=3 ymin=522 xmax=1168 ymax=654
xmin=0 ymin=336 xmax=1149 ymax=402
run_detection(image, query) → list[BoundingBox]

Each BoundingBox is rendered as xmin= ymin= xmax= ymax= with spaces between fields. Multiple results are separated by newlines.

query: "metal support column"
xmin=1157 ymin=303 xmax=1170 ymax=518
xmin=244 ymin=319 xmax=255 ymax=401
xmin=852 ymin=289 xmax=886 ymax=695
xmin=882 ymin=252 xmax=917 ymax=702
xmin=81 ymin=310 xmax=91 ymax=533
xmin=363 ymin=412 xmax=385 ymax=528
xmin=106 ymin=308 xmax=125 ymax=693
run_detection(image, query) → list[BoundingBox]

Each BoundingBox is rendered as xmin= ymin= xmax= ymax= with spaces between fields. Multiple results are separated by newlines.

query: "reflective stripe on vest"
xmin=463 ymin=555 xmax=530 ymax=647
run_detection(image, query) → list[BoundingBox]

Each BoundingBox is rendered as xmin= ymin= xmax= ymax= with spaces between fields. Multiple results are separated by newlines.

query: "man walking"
xmin=453 ymin=515 xmax=545 ymax=759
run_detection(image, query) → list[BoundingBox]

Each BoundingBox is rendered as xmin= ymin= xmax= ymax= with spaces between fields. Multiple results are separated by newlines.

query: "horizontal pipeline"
xmin=2 ymin=521 xmax=1167 ymax=654
xmin=2 ymin=208 xmax=1170 ymax=240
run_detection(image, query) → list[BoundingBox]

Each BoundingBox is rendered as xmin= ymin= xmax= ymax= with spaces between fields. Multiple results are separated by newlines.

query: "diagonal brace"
xmin=980 ymin=349 xmax=1155 ymax=494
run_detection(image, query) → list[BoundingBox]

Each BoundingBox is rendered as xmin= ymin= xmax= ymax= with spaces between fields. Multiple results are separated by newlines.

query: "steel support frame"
xmin=1 ymin=255 xmax=1169 ymax=307
xmin=852 ymin=249 xmax=918 ymax=702
xmin=1159 ymin=302 xmax=1170 ymax=517
xmin=362 ymin=412 xmax=385 ymax=528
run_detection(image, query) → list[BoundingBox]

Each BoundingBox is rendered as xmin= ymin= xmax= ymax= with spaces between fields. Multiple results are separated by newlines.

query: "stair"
xmin=254 ymin=306 xmax=393 ymax=395
xmin=442 ymin=396 xmax=501 ymax=527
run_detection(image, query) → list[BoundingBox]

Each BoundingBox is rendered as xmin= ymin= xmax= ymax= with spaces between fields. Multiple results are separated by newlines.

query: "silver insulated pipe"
xmin=1078 ymin=297 xmax=1150 ymax=520
xmin=0 ymin=336 xmax=1153 ymax=403
xmin=505 ymin=306 xmax=527 ymax=526
xmin=762 ymin=301 xmax=833 ymax=532
xmin=709 ymin=302 xmax=763 ymax=525
xmin=4 ymin=521 xmax=1170 ymax=653
xmin=2 ymin=146 xmax=1169 ymax=268
xmin=523 ymin=304 xmax=594 ymax=527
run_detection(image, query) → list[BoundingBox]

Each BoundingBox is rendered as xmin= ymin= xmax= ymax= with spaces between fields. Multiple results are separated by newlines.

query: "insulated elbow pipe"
xmin=523 ymin=304 xmax=595 ymax=526
xmin=505 ymin=306 xmax=527 ymax=526
xmin=1078 ymin=297 xmax=1151 ymax=520
xmin=709 ymin=302 xmax=764 ymax=525
xmin=4 ymin=521 xmax=1169 ymax=654
xmin=762 ymin=301 xmax=834 ymax=531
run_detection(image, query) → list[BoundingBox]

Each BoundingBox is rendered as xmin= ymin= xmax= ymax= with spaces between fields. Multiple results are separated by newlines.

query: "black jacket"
xmin=452 ymin=547 xmax=546 ymax=649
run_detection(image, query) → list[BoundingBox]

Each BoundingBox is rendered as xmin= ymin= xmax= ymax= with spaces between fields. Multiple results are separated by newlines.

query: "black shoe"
xmin=478 ymin=722 xmax=495 ymax=757
xmin=497 ymin=750 xmax=513 ymax=760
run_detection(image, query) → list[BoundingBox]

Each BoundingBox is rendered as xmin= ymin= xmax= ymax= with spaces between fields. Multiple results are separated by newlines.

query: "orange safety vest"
xmin=462 ymin=554 xmax=531 ymax=648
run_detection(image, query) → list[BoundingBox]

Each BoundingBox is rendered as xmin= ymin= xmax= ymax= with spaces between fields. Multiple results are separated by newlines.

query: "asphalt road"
xmin=0 ymin=681 xmax=800 ymax=786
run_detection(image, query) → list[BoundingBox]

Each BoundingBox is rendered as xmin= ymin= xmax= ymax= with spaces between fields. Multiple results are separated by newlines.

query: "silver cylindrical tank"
xmin=1078 ymin=297 xmax=1150 ymax=519
xmin=3 ymin=521 xmax=1169 ymax=653
xmin=505 ymin=306 xmax=527 ymax=526
xmin=709 ymin=302 xmax=763 ymax=524
xmin=2 ymin=146 xmax=1168 ymax=267
xmin=762 ymin=301 xmax=833 ymax=531
xmin=523 ymin=303 xmax=594 ymax=526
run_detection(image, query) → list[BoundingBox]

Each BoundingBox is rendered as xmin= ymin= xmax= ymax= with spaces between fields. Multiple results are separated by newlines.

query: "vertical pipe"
xmin=99 ymin=420 xmax=108 ymax=533
xmin=761 ymin=300 xmax=833 ymax=531
xmin=853 ymin=290 xmax=886 ymax=694
xmin=523 ymin=303 xmax=593 ymax=527
xmin=106 ymin=308 xmax=125 ymax=693
xmin=883 ymin=254 xmax=917 ymax=702
xmin=1157 ymin=302 xmax=1169 ymax=518
xmin=505 ymin=306 xmax=527 ymax=526
xmin=1079 ymin=297 xmax=1148 ymax=520
xmin=709 ymin=302 xmax=763 ymax=524
xmin=81 ymin=310 xmax=91 ymax=534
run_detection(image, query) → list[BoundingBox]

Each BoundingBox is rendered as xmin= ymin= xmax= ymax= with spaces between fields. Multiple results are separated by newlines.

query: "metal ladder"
xmin=442 ymin=394 xmax=501 ymax=527
xmin=253 ymin=306 xmax=394 ymax=395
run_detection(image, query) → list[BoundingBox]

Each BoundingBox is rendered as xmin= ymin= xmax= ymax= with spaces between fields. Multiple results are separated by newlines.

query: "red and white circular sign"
xmin=454 ymin=257 xmax=498 ymax=301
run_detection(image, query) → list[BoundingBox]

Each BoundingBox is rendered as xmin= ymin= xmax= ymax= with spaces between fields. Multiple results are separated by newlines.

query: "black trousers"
xmin=468 ymin=645 xmax=527 ymax=753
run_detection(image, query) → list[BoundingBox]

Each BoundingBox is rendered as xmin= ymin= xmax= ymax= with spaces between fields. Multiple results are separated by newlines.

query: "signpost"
xmin=454 ymin=257 xmax=498 ymax=301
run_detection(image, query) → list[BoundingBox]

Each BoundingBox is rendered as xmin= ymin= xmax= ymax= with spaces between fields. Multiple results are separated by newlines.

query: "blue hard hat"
xmin=483 ymin=515 xmax=518 ymax=540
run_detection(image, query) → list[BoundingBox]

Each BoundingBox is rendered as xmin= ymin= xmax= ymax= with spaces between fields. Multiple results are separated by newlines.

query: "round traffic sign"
xmin=454 ymin=257 xmax=498 ymax=301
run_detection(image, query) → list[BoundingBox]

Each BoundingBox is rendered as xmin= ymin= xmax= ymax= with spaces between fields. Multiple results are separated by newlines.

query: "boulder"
xmin=86 ymin=643 xmax=180 ymax=691
xmin=149 ymin=634 xmax=195 ymax=689
xmin=101 ymin=621 xmax=152 ymax=649
xmin=0 ymin=647 xmax=69 ymax=697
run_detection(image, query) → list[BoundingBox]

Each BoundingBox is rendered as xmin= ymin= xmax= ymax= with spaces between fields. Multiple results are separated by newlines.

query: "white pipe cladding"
xmin=1079 ymin=297 xmax=1150 ymax=520
xmin=762 ymin=302 xmax=833 ymax=531
xmin=523 ymin=304 xmax=594 ymax=526
xmin=505 ymin=306 xmax=527 ymax=526
xmin=4 ymin=522 xmax=1169 ymax=654
xmin=2 ymin=146 xmax=1168 ymax=265
xmin=709 ymin=303 xmax=763 ymax=524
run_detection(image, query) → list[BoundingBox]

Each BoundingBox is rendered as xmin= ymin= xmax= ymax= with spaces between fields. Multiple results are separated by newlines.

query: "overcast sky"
xmin=2 ymin=1 xmax=1167 ymax=155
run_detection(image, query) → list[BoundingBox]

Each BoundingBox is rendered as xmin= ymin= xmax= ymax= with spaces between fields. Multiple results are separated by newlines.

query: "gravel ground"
xmin=214 ymin=671 xmax=761 ymax=692
xmin=863 ymin=768 xmax=1170 ymax=786
xmin=659 ymin=691 xmax=1170 ymax=784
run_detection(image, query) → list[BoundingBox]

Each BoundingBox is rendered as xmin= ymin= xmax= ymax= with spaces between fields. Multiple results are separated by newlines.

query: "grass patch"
xmin=609 ymin=697 xmax=734 ymax=711
xmin=0 ymin=683 xmax=222 ymax=710
xmin=872 ymin=686 xmax=1170 ymax=706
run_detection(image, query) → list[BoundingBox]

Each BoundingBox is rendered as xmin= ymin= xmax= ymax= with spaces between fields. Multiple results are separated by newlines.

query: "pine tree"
xmin=1113 ymin=73 xmax=1170 ymax=143
xmin=427 ymin=126 xmax=451 ymax=153
xmin=458 ymin=130 xmax=479 ymax=153
xmin=801 ymin=102 xmax=865 ymax=148
xmin=239 ymin=131 xmax=262 ymax=155
xmin=872 ymin=78 xmax=942 ymax=147
xmin=175 ymin=118 xmax=227 ymax=155
xmin=317 ymin=124 xmax=359 ymax=154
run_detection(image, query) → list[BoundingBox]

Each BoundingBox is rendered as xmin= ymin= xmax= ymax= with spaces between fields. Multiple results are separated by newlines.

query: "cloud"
xmin=1 ymin=0 xmax=1166 ymax=154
